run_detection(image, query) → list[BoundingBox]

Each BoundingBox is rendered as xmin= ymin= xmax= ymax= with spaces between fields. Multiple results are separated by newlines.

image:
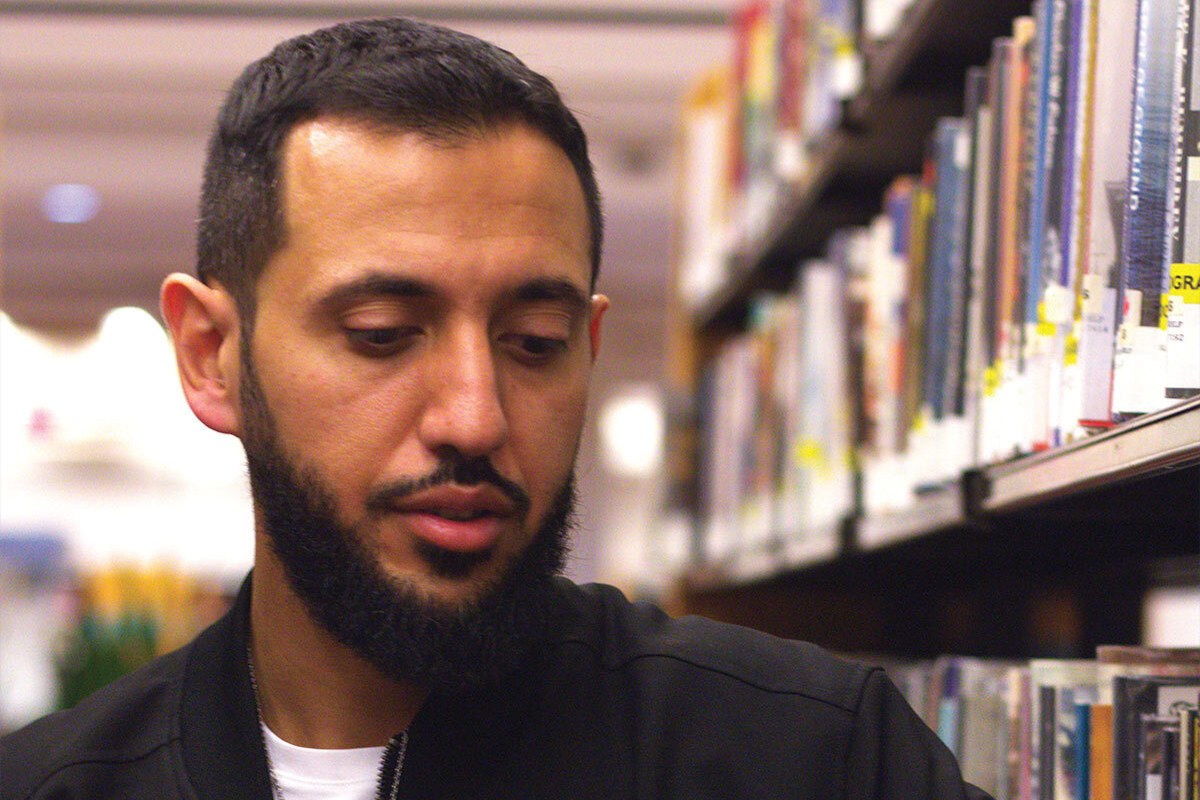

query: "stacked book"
xmin=850 ymin=0 xmax=1198 ymax=509
xmin=882 ymin=647 xmax=1200 ymax=800
xmin=698 ymin=265 xmax=856 ymax=569
xmin=676 ymin=0 xmax=863 ymax=308
xmin=686 ymin=0 xmax=1200 ymax=533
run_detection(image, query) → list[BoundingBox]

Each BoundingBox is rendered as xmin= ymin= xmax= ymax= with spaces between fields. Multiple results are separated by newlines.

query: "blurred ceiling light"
xmin=599 ymin=386 xmax=664 ymax=478
xmin=40 ymin=183 xmax=101 ymax=224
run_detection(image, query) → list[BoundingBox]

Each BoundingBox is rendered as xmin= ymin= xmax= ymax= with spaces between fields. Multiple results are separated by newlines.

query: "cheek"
xmin=508 ymin=380 xmax=589 ymax=483
xmin=254 ymin=350 xmax=417 ymax=481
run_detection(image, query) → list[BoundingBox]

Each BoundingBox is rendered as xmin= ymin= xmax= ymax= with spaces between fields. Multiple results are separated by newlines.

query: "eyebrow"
xmin=315 ymin=273 xmax=590 ymax=316
xmin=317 ymin=274 xmax=436 ymax=310
xmin=508 ymin=278 xmax=590 ymax=317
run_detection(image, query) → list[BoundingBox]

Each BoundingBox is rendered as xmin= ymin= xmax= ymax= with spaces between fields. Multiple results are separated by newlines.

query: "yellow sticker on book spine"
xmin=1170 ymin=263 xmax=1200 ymax=304
xmin=983 ymin=365 xmax=1000 ymax=397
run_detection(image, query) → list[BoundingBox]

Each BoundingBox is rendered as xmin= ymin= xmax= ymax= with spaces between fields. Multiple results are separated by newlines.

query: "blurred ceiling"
xmin=1 ymin=0 xmax=731 ymax=334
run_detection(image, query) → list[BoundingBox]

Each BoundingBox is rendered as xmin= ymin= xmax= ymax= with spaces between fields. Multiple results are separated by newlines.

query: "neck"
xmin=249 ymin=537 xmax=426 ymax=749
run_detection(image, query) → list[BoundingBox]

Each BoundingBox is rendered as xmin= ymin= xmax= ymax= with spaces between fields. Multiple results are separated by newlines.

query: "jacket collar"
xmin=175 ymin=572 xmax=556 ymax=799
xmin=179 ymin=573 xmax=275 ymax=798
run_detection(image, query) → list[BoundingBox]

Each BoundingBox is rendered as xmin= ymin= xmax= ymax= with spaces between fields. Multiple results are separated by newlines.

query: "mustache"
xmin=363 ymin=455 xmax=530 ymax=518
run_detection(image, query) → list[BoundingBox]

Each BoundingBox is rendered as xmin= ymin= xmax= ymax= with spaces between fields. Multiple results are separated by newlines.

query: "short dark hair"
xmin=197 ymin=17 xmax=603 ymax=318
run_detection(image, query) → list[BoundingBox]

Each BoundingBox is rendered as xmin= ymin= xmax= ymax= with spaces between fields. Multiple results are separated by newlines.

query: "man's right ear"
xmin=160 ymin=274 xmax=243 ymax=436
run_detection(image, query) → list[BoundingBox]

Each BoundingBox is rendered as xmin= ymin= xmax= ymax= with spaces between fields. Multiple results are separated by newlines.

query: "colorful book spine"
xmin=1024 ymin=0 xmax=1074 ymax=450
xmin=1059 ymin=0 xmax=1100 ymax=443
xmin=1112 ymin=0 xmax=1183 ymax=418
xmin=923 ymin=118 xmax=971 ymax=423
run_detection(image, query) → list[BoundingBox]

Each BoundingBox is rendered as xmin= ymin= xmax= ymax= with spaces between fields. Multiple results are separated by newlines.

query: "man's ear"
xmin=160 ymin=273 xmax=243 ymax=436
xmin=588 ymin=294 xmax=609 ymax=363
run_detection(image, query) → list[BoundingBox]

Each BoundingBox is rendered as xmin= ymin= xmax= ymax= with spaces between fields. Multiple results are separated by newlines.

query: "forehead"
xmin=266 ymin=116 xmax=591 ymax=300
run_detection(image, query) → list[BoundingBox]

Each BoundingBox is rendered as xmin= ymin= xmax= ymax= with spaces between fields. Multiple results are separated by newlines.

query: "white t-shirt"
xmin=262 ymin=723 xmax=387 ymax=800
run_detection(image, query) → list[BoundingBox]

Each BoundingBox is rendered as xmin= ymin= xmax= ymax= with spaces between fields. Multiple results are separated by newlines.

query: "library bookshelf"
xmin=668 ymin=0 xmax=1200 ymax=664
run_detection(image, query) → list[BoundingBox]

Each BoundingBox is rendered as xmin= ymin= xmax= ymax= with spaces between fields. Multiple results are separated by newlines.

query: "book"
xmin=923 ymin=118 xmax=972 ymax=424
xmin=775 ymin=0 xmax=810 ymax=181
xmin=1074 ymin=701 xmax=1091 ymax=800
xmin=1023 ymin=0 xmax=1073 ymax=450
xmin=1092 ymin=703 xmax=1115 ymax=800
xmin=1112 ymin=675 xmax=1200 ymax=800
xmin=1059 ymin=0 xmax=1101 ymax=442
xmin=1138 ymin=711 xmax=1182 ymax=800
xmin=1046 ymin=0 xmax=1091 ymax=447
xmin=1165 ymin=0 xmax=1200 ymax=399
xmin=993 ymin=17 xmax=1036 ymax=458
xmin=980 ymin=38 xmax=1014 ymax=463
xmin=1112 ymin=0 xmax=1184 ymax=418
xmin=1181 ymin=704 xmax=1199 ymax=800
xmin=1051 ymin=689 xmax=1096 ymax=799
xmin=964 ymin=64 xmax=996 ymax=466
xmin=677 ymin=72 xmax=737 ymax=310
xmin=1078 ymin=0 xmax=1139 ymax=428
xmin=1030 ymin=659 xmax=1098 ymax=800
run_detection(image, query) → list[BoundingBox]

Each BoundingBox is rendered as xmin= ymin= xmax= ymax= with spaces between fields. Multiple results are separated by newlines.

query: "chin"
xmin=382 ymin=539 xmax=523 ymax=608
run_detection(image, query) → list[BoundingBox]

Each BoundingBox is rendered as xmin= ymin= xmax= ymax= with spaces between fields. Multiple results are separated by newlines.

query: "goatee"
xmin=239 ymin=344 xmax=572 ymax=692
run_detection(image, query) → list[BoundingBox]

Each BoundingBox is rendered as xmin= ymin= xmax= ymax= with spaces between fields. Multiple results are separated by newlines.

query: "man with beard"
xmin=1 ymin=17 xmax=990 ymax=800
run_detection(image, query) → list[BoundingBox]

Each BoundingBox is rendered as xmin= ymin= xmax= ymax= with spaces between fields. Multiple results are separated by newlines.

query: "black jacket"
xmin=2 ymin=575 xmax=990 ymax=799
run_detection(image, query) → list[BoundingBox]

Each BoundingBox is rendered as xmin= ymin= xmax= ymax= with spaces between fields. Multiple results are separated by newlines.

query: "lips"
xmin=389 ymin=485 xmax=516 ymax=553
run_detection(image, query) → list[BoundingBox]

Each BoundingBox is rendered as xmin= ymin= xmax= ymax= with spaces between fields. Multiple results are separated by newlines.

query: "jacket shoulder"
xmin=1 ymin=644 xmax=190 ymax=800
xmin=552 ymin=579 xmax=873 ymax=713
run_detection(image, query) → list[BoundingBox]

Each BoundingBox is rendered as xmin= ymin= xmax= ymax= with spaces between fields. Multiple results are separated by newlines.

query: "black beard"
xmin=239 ymin=343 xmax=572 ymax=693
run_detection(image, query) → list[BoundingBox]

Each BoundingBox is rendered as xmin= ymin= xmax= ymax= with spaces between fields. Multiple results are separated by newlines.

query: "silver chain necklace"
xmin=246 ymin=647 xmax=409 ymax=800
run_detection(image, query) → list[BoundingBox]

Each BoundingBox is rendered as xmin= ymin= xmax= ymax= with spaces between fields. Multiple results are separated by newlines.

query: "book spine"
xmin=1074 ymin=701 xmax=1091 ymax=800
xmin=965 ymin=65 xmax=995 ymax=466
xmin=1060 ymin=0 xmax=1099 ymax=443
xmin=1035 ymin=685 xmax=1057 ymax=800
xmin=1012 ymin=17 xmax=1039 ymax=453
xmin=1113 ymin=0 xmax=1181 ymax=417
xmin=1166 ymin=0 xmax=1200 ymax=398
xmin=1090 ymin=703 xmax=1114 ymax=800
xmin=1024 ymin=0 xmax=1069 ymax=332
xmin=1042 ymin=0 xmax=1084 ymax=448
xmin=1181 ymin=705 xmax=1199 ymax=800
xmin=986 ymin=39 xmax=1011 ymax=377
xmin=957 ymin=66 xmax=990 ymax=425
xmin=1079 ymin=0 xmax=1138 ymax=428
xmin=923 ymin=119 xmax=969 ymax=423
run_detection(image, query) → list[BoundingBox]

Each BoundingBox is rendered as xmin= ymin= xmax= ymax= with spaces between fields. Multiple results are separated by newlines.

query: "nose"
xmin=417 ymin=325 xmax=509 ymax=459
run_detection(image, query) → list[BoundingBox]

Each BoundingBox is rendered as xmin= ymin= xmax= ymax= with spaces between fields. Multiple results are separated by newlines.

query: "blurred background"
xmin=1 ymin=0 xmax=729 ymax=730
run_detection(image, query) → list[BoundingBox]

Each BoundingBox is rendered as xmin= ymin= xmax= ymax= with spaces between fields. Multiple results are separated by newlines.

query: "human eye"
xmin=342 ymin=323 xmax=421 ymax=356
xmin=344 ymin=326 xmax=395 ymax=348
xmin=502 ymin=333 xmax=569 ymax=364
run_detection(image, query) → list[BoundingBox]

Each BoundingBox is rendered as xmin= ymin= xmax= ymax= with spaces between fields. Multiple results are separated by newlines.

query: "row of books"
xmin=697 ymin=266 xmax=856 ymax=565
xmin=879 ymin=646 xmax=1200 ymax=800
xmin=676 ymin=0 xmax=862 ymax=307
xmin=690 ymin=0 xmax=1200 ymax=533
xmin=856 ymin=0 xmax=1198 ymax=505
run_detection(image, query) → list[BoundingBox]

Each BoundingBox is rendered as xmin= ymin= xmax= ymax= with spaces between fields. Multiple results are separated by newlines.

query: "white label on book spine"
xmin=1043 ymin=283 xmax=1075 ymax=324
xmin=1115 ymin=324 xmax=1171 ymax=414
xmin=1079 ymin=275 xmax=1117 ymax=422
